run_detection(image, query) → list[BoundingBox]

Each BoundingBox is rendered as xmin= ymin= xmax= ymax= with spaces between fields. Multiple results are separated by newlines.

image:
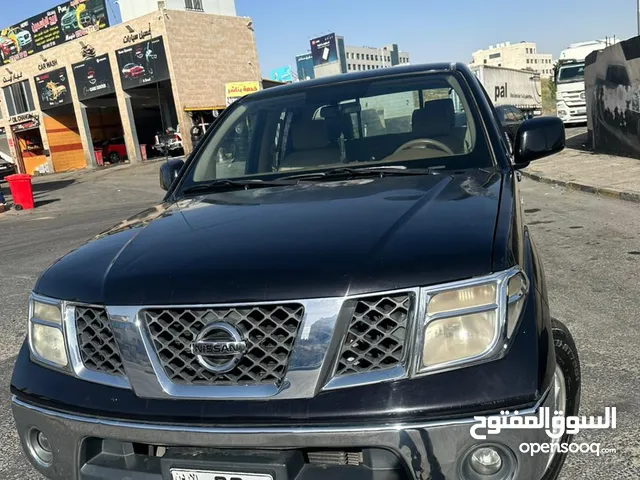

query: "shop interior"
xmin=12 ymin=125 xmax=47 ymax=175
xmin=82 ymin=93 xmax=127 ymax=164
xmin=128 ymin=80 xmax=180 ymax=158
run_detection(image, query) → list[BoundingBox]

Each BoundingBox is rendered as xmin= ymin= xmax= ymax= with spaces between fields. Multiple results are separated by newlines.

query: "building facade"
xmin=471 ymin=42 xmax=554 ymax=78
xmin=0 ymin=5 xmax=259 ymax=175
xmin=118 ymin=0 xmax=237 ymax=22
xmin=344 ymin=44 xmax=410 ymax=72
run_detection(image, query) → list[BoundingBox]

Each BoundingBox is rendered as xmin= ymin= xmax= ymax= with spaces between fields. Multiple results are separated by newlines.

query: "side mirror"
xmin=513 ymin=117 xmax=565 ymax=168
xmin=159 ymin=159 xmax=185 ymax=191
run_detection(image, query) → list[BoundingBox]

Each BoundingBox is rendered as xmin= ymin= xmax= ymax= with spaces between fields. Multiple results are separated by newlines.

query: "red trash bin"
xmin=6 ymin=174 xmax=34 ymax=211
xmin=140 ymin=144 xmax=147 ymax=161
xmin=94 ymin=148 xmax=104 ymax=167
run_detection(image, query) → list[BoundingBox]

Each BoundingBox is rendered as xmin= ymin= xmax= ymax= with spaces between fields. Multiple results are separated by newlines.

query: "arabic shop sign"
xmin=0 ymin=0 xmax=109 ymax=66
xmin=116 ymin=36 xmax=170 ymax=90
xmin=122 ymin=23 xmax=152 ymax=44
xmin=34 ymin=66 xmax=72 ymax=110
xmin=2 ymin=70 xmax=23 ymax=84
xmin=225 ymin=81 xmax=260 ymax=106
xmin=38 ymin=59 xmax=59 ymax=71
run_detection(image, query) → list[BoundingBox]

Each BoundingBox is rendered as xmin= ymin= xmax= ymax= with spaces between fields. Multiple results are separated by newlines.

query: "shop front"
xmin=0 ymin=2 xmax=262 ymax=174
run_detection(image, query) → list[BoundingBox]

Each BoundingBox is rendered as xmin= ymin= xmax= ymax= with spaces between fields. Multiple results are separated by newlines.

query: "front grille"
xmin=144 ymin=305 xmax=304 ymax=386
xmin=76 ymin=306 xmax=126 ymax=376
xmin=306 ymin=450 xmax=364 ymax=466
xmin=335 ymin=294 xmax=412 ymax=376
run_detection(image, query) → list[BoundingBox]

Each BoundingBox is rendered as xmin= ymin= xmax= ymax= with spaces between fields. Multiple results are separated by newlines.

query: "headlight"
xmin=28 ymin=295 xmax=68 ymax=369
xmin=418 ymin=268 xmax=528 ymax=373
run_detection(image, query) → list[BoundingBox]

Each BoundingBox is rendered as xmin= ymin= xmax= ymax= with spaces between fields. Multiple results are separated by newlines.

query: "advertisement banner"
xmin=72 ymin=53 xmax=115 ymax=101
xmin=295 ymin=53 xmax=314 ymax=81
xmin=34 ymin=67 xmax=72 ymax=110
xmin=225 ymin=81 xmax=260 ymax=106
xmin=310 ymin=33 xmax=338 ymax=67
xmin=116 ymin=36 xmax=170 ymax=90
xmin=269 ymin=66 xmax=293 ymax=83
xmin=0 ymin=0 xmax=109 ymax=65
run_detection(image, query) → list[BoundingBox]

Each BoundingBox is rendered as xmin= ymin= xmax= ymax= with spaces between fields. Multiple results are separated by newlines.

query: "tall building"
xmin=118 ymin=0 xmax=237 ymax=22
xmin=300 ymin=33 xmax=410 ymax=80
xmin=344 ymin=44 xmax=410 ymax=72
xmin=470 ymin=41 xmax=554 ymax=78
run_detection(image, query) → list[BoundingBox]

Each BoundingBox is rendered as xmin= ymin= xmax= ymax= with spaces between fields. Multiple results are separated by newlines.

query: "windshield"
xmin=182 ymin=72 xmax=491 ymax=188
xmin=557 ymin=64 xmax=585 ymax=84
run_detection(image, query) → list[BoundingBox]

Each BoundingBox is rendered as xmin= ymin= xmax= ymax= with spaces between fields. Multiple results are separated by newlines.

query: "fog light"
xmin=26 ymin=428 xmax=53 ymax=467
xmin=470 ymin=447 xmax=503 ymax=475
xmin=460 ymin=444 xmax=516 ymax=480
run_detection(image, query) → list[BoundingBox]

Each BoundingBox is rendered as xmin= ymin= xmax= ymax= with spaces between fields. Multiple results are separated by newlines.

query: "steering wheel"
xmin=393 ymin=138 xmax=454 ymax=156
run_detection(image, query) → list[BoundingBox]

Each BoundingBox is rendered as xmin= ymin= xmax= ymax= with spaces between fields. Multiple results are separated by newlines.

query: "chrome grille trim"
xmin=75 ymin=306 xmax=126 ymax=377
xmin=143 ymin=305 xmax=304 ymax=386
xmin=334 ymin=293 xmax=413 ymax=377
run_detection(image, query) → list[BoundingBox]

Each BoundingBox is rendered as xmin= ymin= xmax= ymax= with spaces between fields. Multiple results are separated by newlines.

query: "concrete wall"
xmin=162 ymin=9 xmax=260 ymax=152
xmin=586 ymin=36 xmax=640 ymax=158
xmin=119 ymin=0 xmax=236 ymax=22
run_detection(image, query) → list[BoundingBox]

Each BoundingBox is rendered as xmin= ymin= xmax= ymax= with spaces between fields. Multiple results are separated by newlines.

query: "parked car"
xmin=122 ymin=63 xmax=145 ymax=79
xmin=101 ymin=137 xmax=127 ymax=164
xmin=11 ymin=63 xmax=577 ymax=480
xmin=496 ymin=104 xmax=526 ymax=144
xmin=0 ymin=157 xmax=16 ymax=181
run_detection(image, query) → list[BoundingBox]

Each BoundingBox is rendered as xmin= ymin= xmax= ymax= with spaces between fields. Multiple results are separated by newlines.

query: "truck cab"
xmin=555 ymin=40 xmax=612 ymax=125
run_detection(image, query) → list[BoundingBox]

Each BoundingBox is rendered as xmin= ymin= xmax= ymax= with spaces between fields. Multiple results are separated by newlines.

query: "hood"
xmin=35 ymin=171 xmax=503 ymax=305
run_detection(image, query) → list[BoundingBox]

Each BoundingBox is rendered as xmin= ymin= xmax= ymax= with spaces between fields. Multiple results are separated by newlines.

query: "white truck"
xmin=555 ymin=40 xmax=613 ymax=125
xmin=470 ymin=65 xmax=542 ymax=117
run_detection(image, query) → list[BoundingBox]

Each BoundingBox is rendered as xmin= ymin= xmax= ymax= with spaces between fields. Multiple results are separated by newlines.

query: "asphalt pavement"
xmin=0 ymin=159 xmax=638 ymax=478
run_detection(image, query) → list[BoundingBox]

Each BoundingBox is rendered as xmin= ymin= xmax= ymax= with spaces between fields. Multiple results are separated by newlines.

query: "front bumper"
xmin=13 ymin=388 xmax=557 ymax=480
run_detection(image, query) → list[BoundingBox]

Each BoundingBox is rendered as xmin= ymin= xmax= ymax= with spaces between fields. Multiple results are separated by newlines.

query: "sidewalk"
xmin=523 ymin=132 xmax=640 ymax=203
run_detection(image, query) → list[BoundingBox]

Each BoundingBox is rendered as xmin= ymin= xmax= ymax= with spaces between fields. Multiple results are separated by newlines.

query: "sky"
xmin=1 ymin=0 xmax=637 ymax=76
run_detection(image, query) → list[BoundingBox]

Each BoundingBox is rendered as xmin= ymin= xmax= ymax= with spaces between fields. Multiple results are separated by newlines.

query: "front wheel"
xmin=108 ymin=152 xmax=121 ymax=164
xmin=542 ymin=318 xmax=581 ymax=480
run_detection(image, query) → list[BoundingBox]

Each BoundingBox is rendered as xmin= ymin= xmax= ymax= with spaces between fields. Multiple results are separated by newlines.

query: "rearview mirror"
xmin=513 ymin=117 xmax=565 ymax=168
xmin=159 ymin=159 xmax=185 ymax=191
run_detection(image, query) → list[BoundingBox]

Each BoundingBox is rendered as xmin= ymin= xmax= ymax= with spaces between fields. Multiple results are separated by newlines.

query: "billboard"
xmin=310 ymin=33 xmax=338 ymax=67
xmin=0 ymin=0 xmax=109 ymax=65
xmin=72 ymin=53 xmax=115 ymax=101
xmin=225 ymin=81 xmax=260 ymax=106
xmin=296 ymin=53 xmax=314 ymax=81
xmin=34 ymin=67 xmax=72 ymax=110
xmin=116 ymin=36 xmax=170 ymax=90
xmin=269 ymin=66 xmax=293 ymax=83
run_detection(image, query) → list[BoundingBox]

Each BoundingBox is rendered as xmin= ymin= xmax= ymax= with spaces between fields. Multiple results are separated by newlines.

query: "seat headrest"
xmin=412 ymin=99 xmax=455 ymax=137
xmin=291 ymin=120 xmax=330 ymax=150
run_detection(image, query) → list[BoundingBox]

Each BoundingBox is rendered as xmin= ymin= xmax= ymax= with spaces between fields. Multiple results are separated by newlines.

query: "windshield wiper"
xmin=281 ymin=166 xmax=438 ymax=182
xmin=183 ymin=179 xmax=294 ymax=195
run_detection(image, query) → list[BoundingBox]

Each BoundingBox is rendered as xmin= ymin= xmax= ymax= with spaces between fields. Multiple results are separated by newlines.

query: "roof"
xmin=250 ymin=62 xmax=463 ymax=100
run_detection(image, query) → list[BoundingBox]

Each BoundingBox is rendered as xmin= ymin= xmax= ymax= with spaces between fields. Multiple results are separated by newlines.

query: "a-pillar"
xmin=117 ymin=91 xmax=142 ymax=163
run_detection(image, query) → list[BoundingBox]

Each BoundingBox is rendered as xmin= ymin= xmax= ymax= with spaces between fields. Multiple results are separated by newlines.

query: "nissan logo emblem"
xmin=190 ymin=322 xmax=247 ymax=374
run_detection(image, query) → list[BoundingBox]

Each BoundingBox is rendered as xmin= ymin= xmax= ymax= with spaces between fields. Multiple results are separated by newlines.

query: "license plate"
xmin=171 ymin=469 xmax=273 ymax=480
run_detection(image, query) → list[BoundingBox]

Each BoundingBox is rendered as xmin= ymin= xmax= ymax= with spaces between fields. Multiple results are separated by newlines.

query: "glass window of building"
xmin=3 ymin=80 xmax=35 ymax=116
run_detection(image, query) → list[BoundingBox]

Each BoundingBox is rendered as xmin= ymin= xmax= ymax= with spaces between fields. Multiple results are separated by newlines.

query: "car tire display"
xmin=542 ymin=318 xmax=582 ymax=480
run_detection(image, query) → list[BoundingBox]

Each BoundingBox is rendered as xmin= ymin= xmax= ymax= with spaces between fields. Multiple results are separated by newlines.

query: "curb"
xmin=522 ymin=171 xmax=640 ymax=204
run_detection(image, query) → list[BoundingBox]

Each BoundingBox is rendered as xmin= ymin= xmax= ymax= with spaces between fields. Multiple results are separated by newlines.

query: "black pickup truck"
xmin=11 ymin=63 xmax=580 ymax=480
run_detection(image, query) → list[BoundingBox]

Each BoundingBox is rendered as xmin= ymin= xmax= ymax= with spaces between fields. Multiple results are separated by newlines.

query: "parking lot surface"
xmin=0 ymin=162 xmax=638 ymax=478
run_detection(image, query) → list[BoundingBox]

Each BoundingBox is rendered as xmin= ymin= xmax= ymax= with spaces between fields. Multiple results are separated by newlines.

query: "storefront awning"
xmin=184 ymin=106 xmax=226 ymax=112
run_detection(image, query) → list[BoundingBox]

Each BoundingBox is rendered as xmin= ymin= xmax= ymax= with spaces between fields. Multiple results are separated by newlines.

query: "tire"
xmin=108 ymin=152 xmax=121 ymax=164
xmin=542 ymin=318 xmax=581 ymax=480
